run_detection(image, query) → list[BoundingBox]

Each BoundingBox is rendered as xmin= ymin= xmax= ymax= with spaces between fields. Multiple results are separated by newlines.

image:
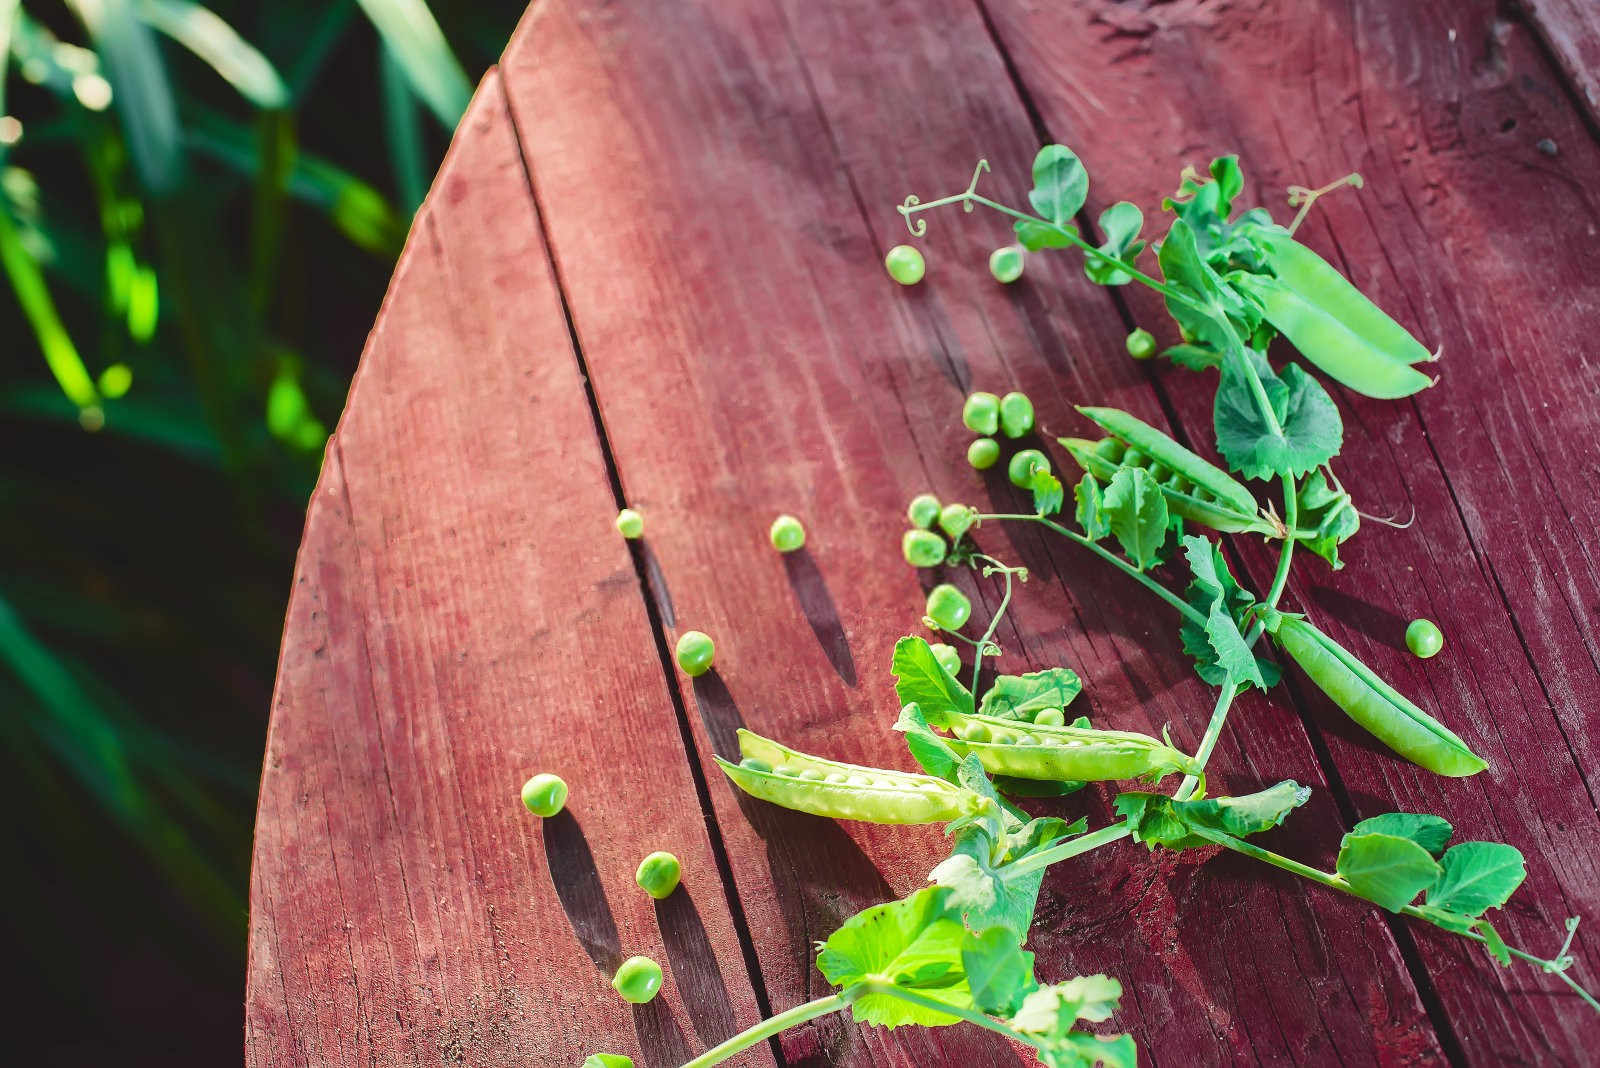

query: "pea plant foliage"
xmin=586 ymin=147 xmax=1596 ymax=1067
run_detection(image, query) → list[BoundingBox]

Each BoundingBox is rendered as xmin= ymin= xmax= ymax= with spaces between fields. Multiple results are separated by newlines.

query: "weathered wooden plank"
xmin=244 ymin=74 xmax=771 ymax=1067
xmin=980 ymin=0 xmax=1600 ymax=1061
xmin=501 ymin=0 xmax=1441 ymax=1062
xmin=1522 ymin=0 xmax=1600 ymax=131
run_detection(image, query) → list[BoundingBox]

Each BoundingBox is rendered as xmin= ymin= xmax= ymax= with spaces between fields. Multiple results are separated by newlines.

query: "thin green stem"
xmin=1007 ymin=821 xmax=1131 ymax=877
xmin=976 ymin=513 xmax=1207 ymax=628
xmin=856 ymin=982 xmax=1034 ymax=1046
xmin=1264 ymin=475 xmax=1298 ymax=607
xmin=1173 ymin=683 xmax=1239 ymax=802
xmin=967 ymin=554 xmax=1022 ymax=694
xmin=679 ymin=994 xmax=845 ymax=1068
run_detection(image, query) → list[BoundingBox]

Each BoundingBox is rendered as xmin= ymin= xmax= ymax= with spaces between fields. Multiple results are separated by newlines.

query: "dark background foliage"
xmin=0 ymin=2 xmax=525 ymax=1061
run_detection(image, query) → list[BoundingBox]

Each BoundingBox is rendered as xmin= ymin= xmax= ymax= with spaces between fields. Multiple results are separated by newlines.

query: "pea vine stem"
xmin=678 ymin=993 xmax=845 ymax=1068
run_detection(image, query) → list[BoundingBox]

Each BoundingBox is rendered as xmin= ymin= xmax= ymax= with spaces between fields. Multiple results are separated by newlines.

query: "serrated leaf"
xmin=1425 ymin=842 xmax=1526 ymax=917
xmin=930 ymin=816 xmax=1083 ymax=941
xmin=1074 ymin=474 xmax=1110 ymax=541
xmin=961 ymin=927 xmax=1035 ymax=1015
xmin=1085 ymin=201 xmax=1145 ymax=286
xmin=1179 ymin=535 xmax=1271 ymax=690
xmin=1214 ymin=360 xmax=1342 ymax=481
xmin=893 ymin=636 xmax=975 ymax=721
xmin=1157 ymin=218 xmax=1251 ymax=353
xmin=1335 ymin=832 xmax=1442 ymax=912
xmin=1351 ymin=813 xmax=1453 ymax=858
xmin=1011 ymin=975 xmax=1124 ymax=1036
xmin=817 ymin=887 xmax=972 ymax=1027
xmin=1032 ymin=467 xmax=1065 ymax=516
xmin=1102 ymin=467 xmax=1168 ymax=570
xmin=1116 ymin=781 xmax=1308 ymax=850
xmin=1294 ymin=468 xmax=1360 ymax=569
xmin=1205 ymin=601 xmax=1264 ymax=690
xmin=979 ymin=669 xmax=1084 ymax=721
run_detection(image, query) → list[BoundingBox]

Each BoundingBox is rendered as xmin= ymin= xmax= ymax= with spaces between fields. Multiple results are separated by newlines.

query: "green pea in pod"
xmin=1232 ymin=234 xmax=1436 ymax=399
xmin=1269 ymin=614 xmax=1486 ymax=777
xmin=714 ymin=728 xmax=985 ymax=824
xmin=1061 ymin=406 xmax=1274 ymax=536
xmin=934 ymin=709 xmax=1198 ymax=784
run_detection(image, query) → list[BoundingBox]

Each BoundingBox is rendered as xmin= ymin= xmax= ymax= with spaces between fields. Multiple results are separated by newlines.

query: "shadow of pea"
xmin=781 ymin=548 xmax=857 ymax=686
xmin=655 ymin=890 xmax=740 ymax=1048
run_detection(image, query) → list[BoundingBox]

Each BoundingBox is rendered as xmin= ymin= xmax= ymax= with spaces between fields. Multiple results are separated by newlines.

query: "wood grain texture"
xmin=979 ymin=0 xmax=1600 ymax=1061
xmin=243 ymin=75 xmax=771 ymax=1067
xmin=1522 ymin=0 xmax=1600 ymax=129
xmin=498 ymin=0 xmax=1450 ymax=1062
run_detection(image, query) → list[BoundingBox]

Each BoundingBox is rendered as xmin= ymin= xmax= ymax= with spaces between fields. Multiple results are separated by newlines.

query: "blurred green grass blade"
xmin=248 ymin=109 xmax=293 ymax=315
xmin=352 ymin=0 xmax=470 ymax=129
xmin=0 ymin=0 xmax=17 ymax=120
xmin=186 ymin=109 xmax=405 ymax=255
xmin=0 ymin=202 xmax=99 ymax=409
xmin=1 ymin=380 xmax=226 ymax=467
xmin=284 ymin=0 xmax=356 ymax=105
xmin=137 ymin=0 xmax=288 ymax=109
xmin=68 ymin=0 xmax=184 ymax=193
xmin=379 ymin=41 xmax=426 ymax=215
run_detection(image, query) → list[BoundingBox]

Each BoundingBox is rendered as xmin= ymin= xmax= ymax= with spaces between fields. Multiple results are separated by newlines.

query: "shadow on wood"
xmin=656 ymin=890 xmax=741 ymax=1048
xmin=782 ymin=549 xmax=857 ymax=686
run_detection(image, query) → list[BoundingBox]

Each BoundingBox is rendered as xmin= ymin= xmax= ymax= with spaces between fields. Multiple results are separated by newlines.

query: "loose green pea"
xmin=907 ymin=493 xmax=942 ymax=529
xmin=929 ymin=642 xmax=962 ymax=676
xmin=963 ymin=392 xmax=1001 ymax=436
xmin=999 ymin=391 xmax=1035 ymax=438
xmin=925 ymin=583 xmax=972 ymax=631
xmin=614 ymin=508 xmax=644 ymax=539
xmin=967 ymin=437 xmax=1001 ymax=470
xmin=520 ymin=773 xmax=568 ymax=817
xmin=1033 ymin=708 xmax=1066 ymax=726
xmin=1007 ymin=448 xmax=1050 ymax=488
xmin=676 ymin=630 xmax=716 ymax=676
xmin=938 ymin=503 xmax=975 ymax=541
xmin=1406 ymin=618 xmax=1444 ymax=659
xmin=989 ymin=245 xmax=1024 ymax=284
xmin=1126 ymin=328 xmax=1156 ymax=359
xmin=582 ymin=1056 xmax=634 ymax=1068
xmin=885 ymin=244 xmax=926 ymax=285
xmin=769 ymin=514 xmax=806 ymax=552
xmin=902 ymin=529 xmax=947 ymax=568
xmin=635 ymin=851 xmax=682 ymax=899
xmin=612 ymin=956 xmax=664 ymax=1004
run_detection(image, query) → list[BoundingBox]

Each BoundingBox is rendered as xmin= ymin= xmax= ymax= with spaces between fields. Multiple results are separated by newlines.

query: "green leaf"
xmin=979 ymin=669 xmax=1084 ymax=721
xmin=1074 ymin=474 xmax=1110 ymax=540
xmin=961 ymin=927 xmax=1035 ymax=1015
xmin=1040 ymin=1032 xmax=1139 ymax=1068
xmin=894 ymin=703 xmax=964 ymax=783
xmin=1293 ymin=468 xmax=1359 ymax=569
xmin=1026 ymin=145 xmax=1087 ymax=229
xmin=1117 ymin=781 xmax=1309 ymax=850
xmin=1425 ymin=842 xmax=1526 ymax=917
xmin=1011 ymin=974 xmax=1124 ymax=1034
xmin=931 ymin=815 xmax=1083 ymax=940
xmin=138 ymin=0 xmax=289 ymax=109
xmin=1335 ymin=832 xmax=1442 ymax=912
xmin=1102 ymin=467 xmax=1168 ymax=570
xmin=893 ymin=636 xmax=975 ymax=721
xmin=1214 ymin=360 xmax=1342 ymax=481
xmin=817 ymin=887 xmax=973 ymax=1027
xmin=1476 ymin=918 xmax=1512 ymax=967
xmin=1161 ymin=342 xmax=1223 ymax=371
xmin=379 ymin=40 xmax=428 ymax=215
xmin=1351 ymin=813 xmax=1453 ymax=858
xmin=1085 ymin=201 xmax=1145 ymax=286
xmin=352 ymin=0 xmax=473 ymax=129
xmin=77 ymin=0 xmax=184 ymax=192
xmin=1157 ymin=218 xmax=1251 ymax=353
xmin=1032 ymin=467 xmax=1065 ymax=517
xmin=1179 ymin=535 xmax=1272 ymax=690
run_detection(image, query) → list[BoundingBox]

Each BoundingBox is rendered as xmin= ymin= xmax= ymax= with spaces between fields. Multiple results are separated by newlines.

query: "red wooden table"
xmin=244 ymin=1 xmax=1600 ymax=1064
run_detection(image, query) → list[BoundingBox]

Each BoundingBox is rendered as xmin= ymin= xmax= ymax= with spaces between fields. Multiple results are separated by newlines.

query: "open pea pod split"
xmin=714 ymin=728 xmax=986 ymax=824
xmin=1270 ymin=616 xmax=1487 ymax=777
xmin=1062 ymin=406 xmax=1273 ymax=536
xmin=1233 ymin=235 xmax=1437 ymax=400
xmin=934 ymin=709 xmax=1199 ymax=783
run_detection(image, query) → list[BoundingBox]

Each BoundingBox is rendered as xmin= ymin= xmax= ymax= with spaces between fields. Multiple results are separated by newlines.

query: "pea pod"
xmin=934 ymin=709 xmax=1198 ymax=783
xmin=1272 ymin=616 xmax=1486 ymax=777
xmin=1062 ymin=434 xmax=1272 ymax=536
xmin=1233 ymin=235 xmax=1435 ymax=399
xmin=1075 ymin=407 xmax=1258 ymax=513
xmin=714 ymin=728 xmax=983 ymax=824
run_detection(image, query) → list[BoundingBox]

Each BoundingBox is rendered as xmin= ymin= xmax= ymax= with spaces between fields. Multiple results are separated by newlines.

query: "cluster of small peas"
xmin=960 ymin=390 xmax=1051 ymax=488
xmin=883 ymin=243 xmax=1027 ymax=286
xmin=949 ymin=710 xmax=1072 ymax=745
xmin=1087 ymin=436 xmax=1218 ymax=503
xmin=736 ymin=756 xmax=947 ymax=791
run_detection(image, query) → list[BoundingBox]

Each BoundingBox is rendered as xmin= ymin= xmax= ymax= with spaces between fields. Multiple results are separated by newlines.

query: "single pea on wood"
xmin=676 ymin=630 xmax=716 ymax=676
xmin=907 ymin=493 xmax=942 ymax=529
xmin=1406 ymin=618 xmax=1444 ymax=659
xmin=769 ymin=514 xmax=806 ymax=552
xmin=612 ymin=956 xmax=663 ymax=1004
xmin=520 ymin=773 xmax=568 ymax=818
xmin=614 ymin=508 xmax=644 ymax=539
xmin=989 ymin=245 xmax=1025 ymax=283
xmin=884 ymin=244 xmax=926 ymax=285
xmin=963 ymin=392 xmax=1001 ymax=435
xmin=967 ymin=437 xmax=1000 ymax=469
xmin=902 ymin=529 xmax=947 ymax=567
xmin=999 ymin=391 xmax=1035 ymax=438
xmin=635 ymin=851 xmax=682 ymax=899
xmin=925 ymin=583 xmax=972 ymax=631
